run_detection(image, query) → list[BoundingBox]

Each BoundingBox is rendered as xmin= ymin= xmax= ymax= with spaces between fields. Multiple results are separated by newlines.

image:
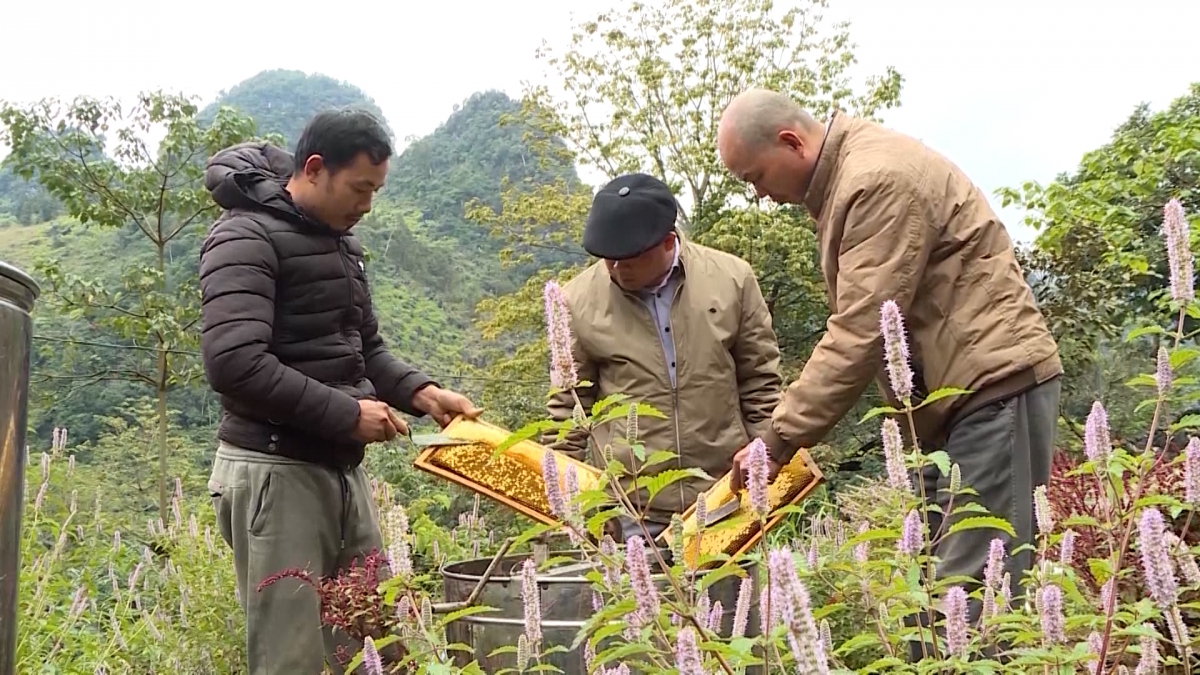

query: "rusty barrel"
xmin=0 ymin=261 xmax=39 ymax=675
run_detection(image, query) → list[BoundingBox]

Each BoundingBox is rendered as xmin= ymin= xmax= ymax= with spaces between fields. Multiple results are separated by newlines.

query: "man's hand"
xmin=729 ymin=442 xmax=781 ymax=492
xmin=413 ymin=385 xmax=484 ymax=428
xmin=352 ymin=400 xmax=409 ymax=444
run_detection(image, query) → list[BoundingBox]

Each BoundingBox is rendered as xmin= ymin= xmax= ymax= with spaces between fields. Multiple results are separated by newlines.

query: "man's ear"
xmin=778 ymin=130 xmax=803 ymax=151
xmin=300 ymin=154 xmax=326 ymax=183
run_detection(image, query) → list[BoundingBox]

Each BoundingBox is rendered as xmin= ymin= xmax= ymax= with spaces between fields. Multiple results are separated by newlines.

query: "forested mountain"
xmin=0 ymin=68 xmax=583 ymax=452
xmin=196 ymin=69 xmax=391 ymax=149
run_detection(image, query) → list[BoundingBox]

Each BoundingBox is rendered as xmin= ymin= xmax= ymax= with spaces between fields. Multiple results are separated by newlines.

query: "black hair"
xmin=293 ymin=108 xmax=393 ymax=174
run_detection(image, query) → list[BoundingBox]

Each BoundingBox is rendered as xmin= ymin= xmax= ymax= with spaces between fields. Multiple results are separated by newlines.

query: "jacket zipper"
xmin=665 ymin=283 xmax=684 ymax=511
xmin=337 ymin=239 xmax=354 ymax=336
xmin=336 ymin=238 xmax=354 ymax=550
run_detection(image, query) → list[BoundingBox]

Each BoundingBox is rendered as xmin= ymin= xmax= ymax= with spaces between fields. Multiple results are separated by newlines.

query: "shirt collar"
xmin=647 ymin=241 xmax=682 ymax=293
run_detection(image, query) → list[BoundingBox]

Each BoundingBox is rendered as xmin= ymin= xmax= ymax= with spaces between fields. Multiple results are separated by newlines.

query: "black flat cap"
xmin=582 ymin=173 xmax=679 ymax=260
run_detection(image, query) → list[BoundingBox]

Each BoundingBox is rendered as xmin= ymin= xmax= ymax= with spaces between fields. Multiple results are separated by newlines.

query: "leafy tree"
xmin=1002 ymin=82 xmax=1200 ymax=339
xmin=1000 ymin=82 xmax=1200 ymax=433
xmin=467 ymin=0 xmax=903 ymax=450
xmin=0 ymin=91 xmax=274 ymax=520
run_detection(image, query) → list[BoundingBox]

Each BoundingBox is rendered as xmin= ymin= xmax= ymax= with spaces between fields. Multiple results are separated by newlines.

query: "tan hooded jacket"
xmin=762 ymin=112 xmax=1062 ymax=462
xmin=545 ymin=236 xmax=783 ymax=522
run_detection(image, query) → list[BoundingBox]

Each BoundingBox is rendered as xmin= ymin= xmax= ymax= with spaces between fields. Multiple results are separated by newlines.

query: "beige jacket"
xmin=546 ymin=237 xmax=783 ymax=522
xmin=763 ymin=112 xmax=1062 ymax=461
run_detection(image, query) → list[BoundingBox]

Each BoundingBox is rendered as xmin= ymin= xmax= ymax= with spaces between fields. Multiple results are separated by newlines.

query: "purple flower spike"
xmin=744 ymin=438 xmax=770 ymax=517
xmin=880 ymin=300 xmax=914 ymax=402
xmin=1163 ymin=198 xmax=1194 ymax=304
xmin=543 ymin=280 xmax=579 ymax=389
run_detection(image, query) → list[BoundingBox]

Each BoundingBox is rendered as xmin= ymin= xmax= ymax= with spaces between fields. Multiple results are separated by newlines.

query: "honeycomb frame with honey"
xmin=413 ymin=416 xmax=604 ymax=527
xmin=658 ymin=447 xmax=825 ymax=569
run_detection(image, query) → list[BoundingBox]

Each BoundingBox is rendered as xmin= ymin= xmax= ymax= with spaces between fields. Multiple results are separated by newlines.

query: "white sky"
xmin=3 ymin=0 xmax=1199 ymax=244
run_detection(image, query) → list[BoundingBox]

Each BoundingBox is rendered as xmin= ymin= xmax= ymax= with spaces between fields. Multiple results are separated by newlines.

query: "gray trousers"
xmin=906 ymin=376 xmax=1061 ymax=662
xmin=208 ymin=442 xmax=386 ymax=675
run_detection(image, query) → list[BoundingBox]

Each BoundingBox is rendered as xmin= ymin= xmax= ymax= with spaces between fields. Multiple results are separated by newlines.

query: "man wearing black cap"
xmin=545 ymin=173 xmax=783 ymax=541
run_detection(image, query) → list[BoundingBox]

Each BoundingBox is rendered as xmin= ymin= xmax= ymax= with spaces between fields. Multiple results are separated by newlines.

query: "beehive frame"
xmin=413 ymin=416 xmax=604 ymax=528
xmin=658 ymin=447 xmax=825 ymax=569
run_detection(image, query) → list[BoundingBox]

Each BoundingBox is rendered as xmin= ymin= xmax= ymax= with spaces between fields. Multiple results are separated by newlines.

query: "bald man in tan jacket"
xmin=717 ymin=89 xmax=1062 ymax=660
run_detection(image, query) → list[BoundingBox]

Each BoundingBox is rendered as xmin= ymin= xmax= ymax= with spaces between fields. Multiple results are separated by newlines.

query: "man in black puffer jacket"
xmin=199 ymin=109 xmax=481 ymax=674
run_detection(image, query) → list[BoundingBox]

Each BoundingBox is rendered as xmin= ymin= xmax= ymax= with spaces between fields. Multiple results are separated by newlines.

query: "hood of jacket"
xmin=204 ymin=142 xmax=326 ymax=231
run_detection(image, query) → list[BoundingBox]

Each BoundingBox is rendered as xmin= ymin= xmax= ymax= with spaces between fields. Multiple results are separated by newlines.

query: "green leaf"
xmin=1088 ymin=558 xmax=1113 ymax=582
xmin=635 ymin=468 xmax=711 ymax=500
xmin=642 ymin=450 xmax=677 ymax=468
xmin=1135 ymin=398 xmax=1161 ymax=414
xmin=905 ymin=561 xmax=922 ymax=595
xmin=914 ymin=387 xmax=973 ymax=409
xmin=1126 ymin=373 xmax=1159 ymax=389
xmin=590 ymin=393 xmax=630 ymax=417
xmin=1169 ymin=414 xmax=1200 ymax=433
xmin=949 ymin=502 xmax=992 ymax=517
xmin=947 ymin=516 xmax=1016 ymax=538
xmin=594 ymin=402 xmax=666 ymax=426
xmin=923 ymin=450 xmax=952 ymax=477
xmin=696 ymin=564 xmax=748 ymax=592
xmin=437 ymin=604 xmax=498 ymax=626
xmin=859 ymin=405 xmax=900 ymax=424
xmin=493 ymin=420 xmax=554 ymax=456
xmin=835 ymin=633 xmax=881 ymax=656
xmin=586 ymin=508 xmax=624 ymax=538
xmin=1171 ymin=347 xmax=1200 ymax=370
xmin=1062 ymin=514 xmax=1101 ymax=529
xmin=1126 ymin=324 xmax=1169 ymax=341
xmin=1134 ymin=494 xmax=1184 ymax=510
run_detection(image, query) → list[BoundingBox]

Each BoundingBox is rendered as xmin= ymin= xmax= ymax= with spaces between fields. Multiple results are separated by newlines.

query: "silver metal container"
xmin=0 ymin=261 xmax=39 ymax=675
xmin=441 ymin=549 xmax=762 ymax=674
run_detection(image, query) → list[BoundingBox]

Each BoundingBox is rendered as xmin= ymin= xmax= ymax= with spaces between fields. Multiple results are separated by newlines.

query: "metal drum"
xmin=441 ymin=549 xmax=762 ymax=674
xmin=0 ymin=261 xmax=39 ymax=675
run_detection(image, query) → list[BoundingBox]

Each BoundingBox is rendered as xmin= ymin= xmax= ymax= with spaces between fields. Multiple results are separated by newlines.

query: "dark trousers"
xmin=617 ymin=516 xmax=668 ymax=543
xmin=906 ymin=376 xmax=1061 ymax=662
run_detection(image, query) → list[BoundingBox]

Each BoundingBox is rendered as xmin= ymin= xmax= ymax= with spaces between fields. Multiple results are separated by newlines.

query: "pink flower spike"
xmin=1163 ymin=198 xmax=1194 ymax=304
xmin=744 ymin=438 xmax=770 ymax=517
xmin=361 ymin=636 xmax=383 ymax=675
xmin=879 ymin=300 xmax=914 ymax=402
xmin=543 ymin=280 xmax=579 ymax=390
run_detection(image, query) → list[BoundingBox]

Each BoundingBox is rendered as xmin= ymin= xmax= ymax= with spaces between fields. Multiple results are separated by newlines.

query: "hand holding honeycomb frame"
xmin=658 ymin=447 xmax=825 ymax=569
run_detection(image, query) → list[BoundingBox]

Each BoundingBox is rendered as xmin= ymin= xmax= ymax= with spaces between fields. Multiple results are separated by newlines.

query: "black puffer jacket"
xmin=198 ymin=142 xmax=435 ymax=470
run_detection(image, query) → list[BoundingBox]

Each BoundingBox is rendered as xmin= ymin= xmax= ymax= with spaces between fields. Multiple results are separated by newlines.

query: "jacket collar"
xmin=802 ymin=110 xmax=849 ymax=220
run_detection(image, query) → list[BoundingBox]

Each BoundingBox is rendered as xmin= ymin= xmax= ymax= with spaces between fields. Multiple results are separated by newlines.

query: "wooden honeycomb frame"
xmin=413 ymin=416 xmax=603 ymax=527
xmin=658 ymin=447 xmax=825 ymax=569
